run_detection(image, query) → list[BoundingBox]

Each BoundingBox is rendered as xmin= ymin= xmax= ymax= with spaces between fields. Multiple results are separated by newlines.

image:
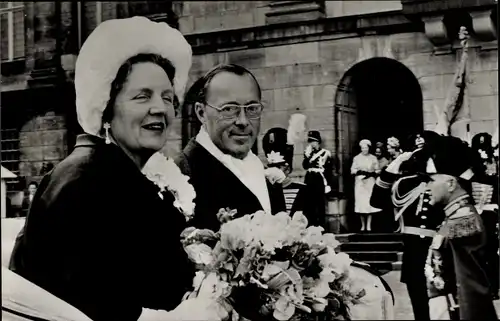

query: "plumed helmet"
xmin=263 ymin=128 xmax=294 ymax=168
xmin=75 ymin=16 xmax=192 ymax=136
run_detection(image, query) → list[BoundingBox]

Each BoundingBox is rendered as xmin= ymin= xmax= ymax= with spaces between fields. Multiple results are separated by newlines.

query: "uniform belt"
xmin=307 ymin=168 xmax=324 ymax=173
xmin=403 ymin=226 xmax=436 ymax=238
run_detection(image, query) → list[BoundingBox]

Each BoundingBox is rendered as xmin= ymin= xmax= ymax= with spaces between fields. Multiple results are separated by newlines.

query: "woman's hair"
xmin=101 ymin=53 xmax=177 ymax=126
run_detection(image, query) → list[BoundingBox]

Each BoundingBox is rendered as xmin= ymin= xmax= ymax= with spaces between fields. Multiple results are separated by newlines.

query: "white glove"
xmin=386 ymin=152 xmax=414 ymax=174
xmin=305 ymin=145 xmax=313 ymax=157
xmin=265 ymin=167 xmax=287 ymax=185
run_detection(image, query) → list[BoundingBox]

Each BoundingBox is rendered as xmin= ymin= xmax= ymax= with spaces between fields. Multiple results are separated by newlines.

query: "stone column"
xmin=266 ymin=0 xmax=325 ymax=24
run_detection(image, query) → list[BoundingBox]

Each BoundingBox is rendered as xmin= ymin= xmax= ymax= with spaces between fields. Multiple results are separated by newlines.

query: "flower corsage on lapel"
xmin=142 ymin=152 xmax=196 ymax=221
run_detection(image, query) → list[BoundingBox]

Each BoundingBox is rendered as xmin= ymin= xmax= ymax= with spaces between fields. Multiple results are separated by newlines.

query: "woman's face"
xmin=361 ymin=145 xmax=370 ymax=155
xmin=110 ymin=62 xmax=175 ymax=155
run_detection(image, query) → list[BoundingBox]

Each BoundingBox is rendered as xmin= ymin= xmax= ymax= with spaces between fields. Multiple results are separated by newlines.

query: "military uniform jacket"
xmin=371 ymin=169 xmax=445 ymax=283
xmin=175 ymin=139 xmax=286 ymax=232
xmin=435 ymin=195 xmax=497 ymax=320
xmin=9 ymin=134 xmax=194 ymax=321
xmin=371 ymin=170 xmax=444 ymax=237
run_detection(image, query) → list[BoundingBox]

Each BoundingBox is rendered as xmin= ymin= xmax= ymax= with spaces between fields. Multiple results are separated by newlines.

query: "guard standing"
xmin=302 ymin=131 xmax=334 ymax=226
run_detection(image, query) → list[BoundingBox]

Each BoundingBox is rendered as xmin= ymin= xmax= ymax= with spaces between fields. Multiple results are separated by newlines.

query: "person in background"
xmin=424 ymin=135 xmax=497 ymax=320
xmin=375 ymin=145 xmax=390 ymax=172
xmin=371 ymin=130 xmax=443 ymax=320
xmin=471 ymin=132 xmax=499 ymax=300
xmin=21 ymin=181 xmax=38 ymax=217
xmin=302 ymin=131 xmax=334 ymax=226
xmin=387 ymin=136 xmax=402 ymax=161
xmin=351 ymin=139 xmax=381 ymax=232
xmin=262 ymin=127 xmax=306 ymax=217
xmin=9 ymin=17 xmax=228 ymax=321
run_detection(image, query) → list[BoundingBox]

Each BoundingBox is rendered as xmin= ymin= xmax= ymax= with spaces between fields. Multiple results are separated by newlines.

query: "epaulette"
xmin=442 ymin=213 xmax=483 ymax=239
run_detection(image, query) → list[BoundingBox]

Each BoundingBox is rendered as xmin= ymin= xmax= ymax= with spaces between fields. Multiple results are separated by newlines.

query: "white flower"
xmin=479 ymin=149 xmax=488 ymax=160
xmin=302 ymin=226 xmax=325 ymax=246
xmin=142 ymin=152 xmax=196 ymax=221
xmin=267 ymin=151 xmax=286 ymax=165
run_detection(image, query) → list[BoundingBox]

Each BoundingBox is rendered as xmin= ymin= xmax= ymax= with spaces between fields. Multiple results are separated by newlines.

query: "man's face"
xmin=28 ymin=184 xmax=37 ymax=195
xmin=196 ymin=72 xmax=261 ymax=159
xmin=375 ymin=148 xmax=382 ymax=157
xmin=309 ymin=141 xmax=320 ymax=150
xmin=426 ymin=174 xmax=455 ymax=205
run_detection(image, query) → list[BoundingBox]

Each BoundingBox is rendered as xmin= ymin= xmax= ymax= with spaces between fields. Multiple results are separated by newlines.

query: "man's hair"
xmin=194 ymin=64 xmax=262 ymax=103
xmin=102 ymin=53 xmax=177 ymax=124
xmin=28 ymin=181 xmax=38 ymax=188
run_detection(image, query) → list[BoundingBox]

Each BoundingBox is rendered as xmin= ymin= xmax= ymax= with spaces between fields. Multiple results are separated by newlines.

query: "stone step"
xmin=340 ymin=241 xmax=404 ymax=252
xmin=336 ymin=232 xmax=404 ymax=243
xmin=345 ymin=251 xmax=402 ymax=262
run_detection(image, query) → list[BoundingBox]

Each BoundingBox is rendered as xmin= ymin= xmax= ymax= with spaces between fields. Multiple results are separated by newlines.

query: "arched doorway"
xmin=334 ymin=57 xmax=423 ymax=195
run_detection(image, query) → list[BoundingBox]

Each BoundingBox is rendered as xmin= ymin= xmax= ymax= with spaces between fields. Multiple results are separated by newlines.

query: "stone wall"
xmin=175 ymin=1 xmax=270 ymax=34
xmin=19 ymin=112 xmax=68 ymax=183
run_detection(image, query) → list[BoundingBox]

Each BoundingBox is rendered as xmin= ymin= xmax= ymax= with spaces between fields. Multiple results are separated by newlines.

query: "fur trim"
xmin=75 ymin=16 xmax=192 ymax=135
xmin=286 ymin=113 xmax=307 ymax=145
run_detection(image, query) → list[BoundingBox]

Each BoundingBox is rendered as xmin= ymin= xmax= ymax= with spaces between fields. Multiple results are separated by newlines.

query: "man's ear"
xmin=194 ymin=102 xmax=205 ymax=124
xmin=447 ymin=177 xmax=458 ymax=192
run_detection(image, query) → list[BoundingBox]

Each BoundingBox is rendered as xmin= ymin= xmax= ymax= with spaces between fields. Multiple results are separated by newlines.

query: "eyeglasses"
xmin=205 ymin=102 xmax=264 ymax=119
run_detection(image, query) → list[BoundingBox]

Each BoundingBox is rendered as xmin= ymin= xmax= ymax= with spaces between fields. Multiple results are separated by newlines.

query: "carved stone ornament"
xmin=470 ymin=10 xmax=497 ymax=42
xmin=422 ymin=15 xmax=450 ymax=46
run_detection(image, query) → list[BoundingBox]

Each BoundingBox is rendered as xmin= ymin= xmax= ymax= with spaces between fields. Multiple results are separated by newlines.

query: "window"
xmin=0 ymin=2 xmax=25 ymax=61
xmin=1 ymin=128 xmax=20 ymax=176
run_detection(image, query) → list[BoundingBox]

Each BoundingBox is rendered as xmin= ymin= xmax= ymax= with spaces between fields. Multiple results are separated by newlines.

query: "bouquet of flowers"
xmin=181 ymin=210 xmax=366 ymax=320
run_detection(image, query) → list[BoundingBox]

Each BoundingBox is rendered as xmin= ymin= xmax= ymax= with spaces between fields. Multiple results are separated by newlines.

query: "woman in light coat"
xmin=351 ymin=139 xmax=381 ymax=231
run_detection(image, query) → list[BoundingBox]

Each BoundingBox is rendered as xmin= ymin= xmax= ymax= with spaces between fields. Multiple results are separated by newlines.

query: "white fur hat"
xmin=75 ymin=16 xmax=192 ymax=136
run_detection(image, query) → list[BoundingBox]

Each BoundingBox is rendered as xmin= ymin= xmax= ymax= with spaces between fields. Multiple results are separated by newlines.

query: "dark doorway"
xmin=351 ymin=58 xmax=424 ymax=146
xmin=334 ymin=57 xmax=423 ymax=194
xmin=334 ymin=58 xmax=423 ymax=232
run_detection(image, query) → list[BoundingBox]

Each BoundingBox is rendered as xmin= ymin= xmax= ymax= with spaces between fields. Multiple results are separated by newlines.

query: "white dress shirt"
xmin=196 ymin=127 xmax=272 ymax=215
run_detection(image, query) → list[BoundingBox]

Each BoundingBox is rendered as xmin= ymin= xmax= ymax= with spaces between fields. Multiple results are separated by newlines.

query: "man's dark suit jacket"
xmin=175 ymin=139 xmax=286 ymax=231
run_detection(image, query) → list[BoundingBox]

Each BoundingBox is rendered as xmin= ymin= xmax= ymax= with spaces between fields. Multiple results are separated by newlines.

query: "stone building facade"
xmin=1 ymin=1 xmax=498 ymax=212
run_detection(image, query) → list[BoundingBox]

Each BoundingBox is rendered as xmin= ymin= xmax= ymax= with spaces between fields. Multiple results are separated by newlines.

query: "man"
xmin=175 ymin=64 xmax=286 ymax=232
xmin=423 ymin=135 xmax=497 ymax=319
xmin=371 ymin=130 xmax=443 ymax=320
xmin=470 ymin=132 xmax=499 ymax=300
xmin=262 ymin=127 xmax=306 ymax=216
xmin=302 ymin=131 xmax=334 ymax=226
xmin=21 ymin=181 xmax=38 ymax=217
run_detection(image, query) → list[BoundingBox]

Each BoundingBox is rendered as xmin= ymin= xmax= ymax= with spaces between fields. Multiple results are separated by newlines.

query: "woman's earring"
xmin=103 ymin=122 xmax=111 ymax=144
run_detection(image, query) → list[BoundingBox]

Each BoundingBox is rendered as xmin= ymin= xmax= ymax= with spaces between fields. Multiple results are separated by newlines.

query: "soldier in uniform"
xmin=423 ymin=135 xmax=497 ymax=320
xmin=302 ymin=131 xmax=334 ymax=226
xmin=262 ymin=128 xmax=306 ymax=216
xmin=370 ymin=130 xmax=443 ymax=320
xmin=471 ymin=132 xmax=499 ymax=300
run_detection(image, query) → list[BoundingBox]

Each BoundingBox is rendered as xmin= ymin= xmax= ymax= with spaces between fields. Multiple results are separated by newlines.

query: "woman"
xmin=351 ymin=139 xmax=381 ymax=232
xmin=9 ymin=17 xmax=228 ymax=321
xmin=387 ymin=136 xmax=402 ymax=161
xmin=375 ymin=146 xmax=389 ymax=172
